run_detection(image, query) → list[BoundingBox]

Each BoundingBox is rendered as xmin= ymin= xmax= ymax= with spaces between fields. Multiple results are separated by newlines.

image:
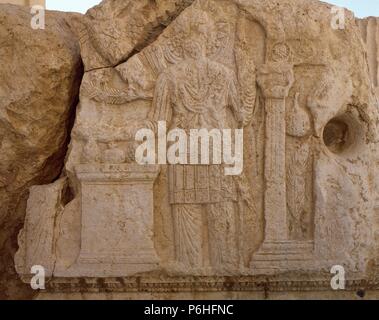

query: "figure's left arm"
xmin=227 ymin=74 xmax=244 ymax=128
xmin=228 ymin=71 xmax=256 ymax=128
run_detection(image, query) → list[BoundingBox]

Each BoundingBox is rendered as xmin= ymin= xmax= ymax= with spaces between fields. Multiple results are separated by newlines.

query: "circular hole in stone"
xmin=323 ymin=118 xmax=350 ymax=154
xmin=322 ymin=111 xmax=366 ymax=156
xmin=356 ymin=289 xmax=366 ymax=299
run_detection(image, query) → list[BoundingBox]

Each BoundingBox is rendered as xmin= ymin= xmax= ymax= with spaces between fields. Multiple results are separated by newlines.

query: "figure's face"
xmin=190 ymin=10 xmax=214 ymax=37
xmin=196 ymin=18 xmax=209 ymax=36
xmin=183 ymin=39 xmax=204 ymax=60
xmin=174 ymin=9 xmax=215 ymax=60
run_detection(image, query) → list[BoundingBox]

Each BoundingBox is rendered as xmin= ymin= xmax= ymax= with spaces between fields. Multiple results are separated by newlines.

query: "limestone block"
xmin=63 ymin=0 xmax=378 ymax=278
xmin=15 ymin=179 xmax=67 ymax=279
xmin=55 ymin=164 xmax=160 ymax=277
xmin=12 ymin=0 xmax=379 ymax=298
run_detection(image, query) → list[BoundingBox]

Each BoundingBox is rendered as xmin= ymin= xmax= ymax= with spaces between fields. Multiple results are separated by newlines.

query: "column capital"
xmin=257 ymin=62 xmax=294 ymax=99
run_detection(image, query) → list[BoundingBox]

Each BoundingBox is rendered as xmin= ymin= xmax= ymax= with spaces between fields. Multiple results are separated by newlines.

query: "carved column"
xmin=263 ymin=97 xmax=288 ymax=240
xmin=260 ymin=62 xmax=294 ymax=240
xmin=250 ymin=62 xmax=313 ymax=273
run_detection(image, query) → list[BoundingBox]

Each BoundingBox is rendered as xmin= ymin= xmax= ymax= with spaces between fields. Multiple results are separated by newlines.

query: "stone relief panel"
xmin=358 ymin=18 xmax=379 ymax=268
xmin=14 ymin=0 xmax=379 ymax=294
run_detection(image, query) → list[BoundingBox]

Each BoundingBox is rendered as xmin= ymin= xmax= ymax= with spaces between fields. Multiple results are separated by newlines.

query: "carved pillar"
xmin=250 ymin=62 xmax=313 ymax=273
xmin=259 ymin=62 xmax=294 ymax=241
xmin=57 ymin=164 xmax=160 ymax=277
xmin=263 ymin=97 xmax=288 ymax=241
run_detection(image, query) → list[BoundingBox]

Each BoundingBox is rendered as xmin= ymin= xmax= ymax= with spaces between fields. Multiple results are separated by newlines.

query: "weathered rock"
xmin=358 ymin=17 xmax=379 ymax=99
xmin=11 ymin=0 xmax=379 ymax=299
xmin=75 ymin=0 xmax=195 ymax=71
xmin=357 ymin=16 xmax=379 ymax=272
xmin=15 ymin=178 xmax=68 ymax=279
xmin=0 ymin=4 xmax=82 ymax=299
xmin=0 ymin=1 xmax=45 ymax=6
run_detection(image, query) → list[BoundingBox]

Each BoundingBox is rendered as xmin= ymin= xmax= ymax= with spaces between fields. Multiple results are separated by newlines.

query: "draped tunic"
xmin=149 ymin=57 xmax=242 ymax=205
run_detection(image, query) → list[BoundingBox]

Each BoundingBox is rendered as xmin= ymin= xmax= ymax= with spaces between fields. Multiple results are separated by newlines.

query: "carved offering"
xmin=13 ymin=0 xmax=379 ymax=299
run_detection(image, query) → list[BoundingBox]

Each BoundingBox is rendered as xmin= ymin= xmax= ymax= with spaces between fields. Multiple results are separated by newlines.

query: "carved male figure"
xmin=149 ymin=9 xmax=251 ymax=274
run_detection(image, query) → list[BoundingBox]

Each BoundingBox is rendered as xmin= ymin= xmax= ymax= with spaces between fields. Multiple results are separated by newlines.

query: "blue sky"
xmin=46 ymin=0 xmax=378 ymax=18
xmin=46 ymin=0 xmax=101 ymax=13
xmin=325 ymin=0 xmax=379 ymax=17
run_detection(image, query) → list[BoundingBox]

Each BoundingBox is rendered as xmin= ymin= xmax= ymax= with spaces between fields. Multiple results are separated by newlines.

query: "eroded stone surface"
xmin=74 ymin=0 xmax=194 ymax=71
xmin=358 ymin=16 xmax=379 ymax=271
xmin=12 ymin=0 xmax=379 ymax=299
xmin=15 ymin=178 xmax=68 ymax=278
xmin=0 ymin=4 xmax=82 ymax=299
xmin=358 ymin=17 xmax=379 ymax=99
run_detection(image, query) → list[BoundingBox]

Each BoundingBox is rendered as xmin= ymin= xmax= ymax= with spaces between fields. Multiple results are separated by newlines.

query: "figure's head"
xmin=180 ymin=9 xmax=214 ymax=59
xmin=183 ymin=38 xmax=204 ymax=59
xmin=188 ymin=9 xmax=214 ymax=36
xmin=174 ymin=8 xmax=215 ymax=52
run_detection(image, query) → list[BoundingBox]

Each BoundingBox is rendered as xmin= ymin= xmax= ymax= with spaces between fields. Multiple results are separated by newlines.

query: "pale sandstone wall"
xmin=13 ymin=0 xmax=379 ymax=300
xmin=1 ymin=0 xmax=379 ymax=300
xmin=0 ymin=0 xmax=45 ymax=7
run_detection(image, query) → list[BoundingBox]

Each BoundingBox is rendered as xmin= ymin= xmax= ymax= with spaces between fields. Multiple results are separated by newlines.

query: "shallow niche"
xmin=322 ymin=111 xmax=366 ymax=156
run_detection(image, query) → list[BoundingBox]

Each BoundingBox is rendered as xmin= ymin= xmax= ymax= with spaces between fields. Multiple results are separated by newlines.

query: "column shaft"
xmin=264 ymin=98 xmax=287 ymax=241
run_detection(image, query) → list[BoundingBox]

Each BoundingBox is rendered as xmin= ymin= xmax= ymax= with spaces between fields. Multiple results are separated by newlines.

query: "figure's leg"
xmin=172 ymin=204 xmax=203 ymax=269
xmin=207 ymin=202 xmax=238 ymax=272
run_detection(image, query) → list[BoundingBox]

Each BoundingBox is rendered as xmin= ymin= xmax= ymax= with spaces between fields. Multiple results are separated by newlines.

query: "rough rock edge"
xmin=0 ymin=4 xmax=83 ymax=300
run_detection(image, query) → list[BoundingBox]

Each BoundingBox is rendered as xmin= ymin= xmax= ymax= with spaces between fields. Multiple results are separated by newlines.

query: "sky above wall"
xmin=46 ymin=0 xmax=378 ymax=18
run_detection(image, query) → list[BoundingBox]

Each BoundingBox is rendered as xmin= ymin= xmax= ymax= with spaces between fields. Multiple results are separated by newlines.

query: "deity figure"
xmin=148 ymin=9 xmax=254 ymax=274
